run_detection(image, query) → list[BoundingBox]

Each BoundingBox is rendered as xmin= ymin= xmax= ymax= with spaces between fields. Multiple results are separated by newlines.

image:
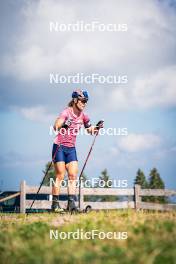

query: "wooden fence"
xmin=18 ymin=181 xmax=176 ymax=213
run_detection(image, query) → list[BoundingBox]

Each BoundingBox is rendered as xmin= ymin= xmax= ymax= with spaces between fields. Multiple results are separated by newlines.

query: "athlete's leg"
xmin=66 ymin=161 xmax=78 ymax=211
xmin=51 ymin=143 xmax=66 ymax=212
xmin=52 ymin=161 xmax=66 ymax=195
xmin=66 ymin=161 xmax=78 ymax=196
xmin=51 ymin=162 xmax=66 ymax=212
xmin=52 ymin=144 xmax=66 ymax=195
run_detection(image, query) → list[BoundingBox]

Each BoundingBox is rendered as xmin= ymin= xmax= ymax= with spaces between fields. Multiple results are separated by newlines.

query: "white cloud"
xmin=0 ymin=151 xmax=47 ymax=168
xmin=1 ymin=0 xmax=176 ymax=111
xmin=133 ymin=66 xmax=176 ymax=108
xmin=118 ymin=133 xmax=162 ymax=152
xmin=1 ymin=0 xmax=176 ymax=78
xmin=107 ymin=65 xmax=176 ymax=110
xmin=153 ymin=144 xmax=176 ymax=159
xmin=18 ymin=106 xmax=55 ymax=123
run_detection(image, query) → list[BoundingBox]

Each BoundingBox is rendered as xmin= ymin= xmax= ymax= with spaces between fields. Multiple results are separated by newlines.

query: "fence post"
xmin=134 ymin=184 xmax=141 ymax=211
xmin=20 ymin=180 xmax=26 ymax=213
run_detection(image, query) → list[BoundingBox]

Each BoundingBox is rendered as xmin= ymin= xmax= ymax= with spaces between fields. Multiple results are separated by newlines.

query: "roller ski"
xmin=67 ymin=195 xmax=79 ymax=214
xmin=51 ymin=196 xmax=65 ymax=214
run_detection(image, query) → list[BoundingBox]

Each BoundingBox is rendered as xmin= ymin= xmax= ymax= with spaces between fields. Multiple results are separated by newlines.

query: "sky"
xmin=0 ymin=0 xmax=176 ymax=191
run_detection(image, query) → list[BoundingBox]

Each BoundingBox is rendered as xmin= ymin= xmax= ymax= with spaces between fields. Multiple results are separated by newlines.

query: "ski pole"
xmin=28 ymin=120 xmax=72 ymax=213
xmin=78 ymin=120 xmax=104 ymax=209
xmin=27 ymin=144 xmax=60 ymax=213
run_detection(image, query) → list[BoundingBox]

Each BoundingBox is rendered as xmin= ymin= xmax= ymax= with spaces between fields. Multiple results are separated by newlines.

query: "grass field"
xmin=0 ymin=210 xmax=176 ymax=264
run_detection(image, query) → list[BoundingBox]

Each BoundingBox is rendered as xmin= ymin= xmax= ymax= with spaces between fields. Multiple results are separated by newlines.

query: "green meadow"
xmin=0 ymin=210 xmax=176 ymax=264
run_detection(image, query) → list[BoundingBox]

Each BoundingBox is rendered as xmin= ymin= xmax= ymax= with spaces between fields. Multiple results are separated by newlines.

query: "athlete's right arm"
xmin=53 ymin=109 xmax=69 ymax=131
xmin=53 ymin=118 xmax=65 ymax=132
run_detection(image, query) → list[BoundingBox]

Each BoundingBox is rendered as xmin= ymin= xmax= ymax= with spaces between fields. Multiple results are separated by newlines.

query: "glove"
xmin=95 ymin=119 xmax=104 ymax=129
xmin=62 ymin=118 xmax=72 ymax=129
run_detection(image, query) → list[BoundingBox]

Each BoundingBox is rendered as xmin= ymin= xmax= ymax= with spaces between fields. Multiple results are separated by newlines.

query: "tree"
xmin=95 ymin=169 xmax=111 ymax=187
xmin=82 ymin=173 xmax=93 ymax=202
xmin=42 ymin=162 xmax=55 ymax=186
xmin=149 ymin=168 xmax=165 ymax=189
xmin=148 ymin=168 xmax=166 ymax=203
xmin=134 ymin=169 xmax=148 ymax=188
xmin=134 ymin=169 xmax=148 ymax=201
xmin=96 ymin=169 xmax=117 ymax=202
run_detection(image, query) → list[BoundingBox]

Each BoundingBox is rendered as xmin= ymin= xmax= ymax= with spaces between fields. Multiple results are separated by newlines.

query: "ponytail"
xmin=68 ymin=99 xmax=74 ymax=107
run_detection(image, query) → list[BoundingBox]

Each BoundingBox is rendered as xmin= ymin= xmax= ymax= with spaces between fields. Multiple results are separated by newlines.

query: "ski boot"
xmin=67 ymin=195 xmax=79 ymax=214
xmin=51 ymin=195 xmax=65 ymax=213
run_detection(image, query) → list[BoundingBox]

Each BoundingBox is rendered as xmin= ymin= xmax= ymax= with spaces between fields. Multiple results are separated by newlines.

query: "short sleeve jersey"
xmin=54 ymin=107 xmax=91 ymax=147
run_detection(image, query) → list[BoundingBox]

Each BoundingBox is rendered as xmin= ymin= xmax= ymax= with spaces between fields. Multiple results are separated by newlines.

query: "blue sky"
xmin=0 ymin=0 xmax=176 ymax=191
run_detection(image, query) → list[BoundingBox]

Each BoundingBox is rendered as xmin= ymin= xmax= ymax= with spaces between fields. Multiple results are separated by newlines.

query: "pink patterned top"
xmin=54 ymin=107 xmax=91 ymax=147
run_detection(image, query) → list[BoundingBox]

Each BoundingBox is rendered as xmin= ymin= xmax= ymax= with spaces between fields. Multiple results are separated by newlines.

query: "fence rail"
xmin=0 ymin=192 xmax=20 ymax=203
xmin=1 ymin=181 xmax=176 ymax=213
xmin=16 ymin=181 xmax=176 ymax=213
